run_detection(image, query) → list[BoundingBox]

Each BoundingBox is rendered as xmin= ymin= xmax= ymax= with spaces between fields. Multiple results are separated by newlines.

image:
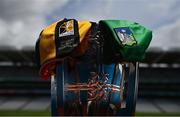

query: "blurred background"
xmin=0 ymin=0 xmax=180 ymax=116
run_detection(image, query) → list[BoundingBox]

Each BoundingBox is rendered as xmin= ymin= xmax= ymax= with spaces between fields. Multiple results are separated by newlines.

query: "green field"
xmin=0 ymin=110 xmax=51 ymax=116
xmin=0 ymin=111 xmax=180 ymax=116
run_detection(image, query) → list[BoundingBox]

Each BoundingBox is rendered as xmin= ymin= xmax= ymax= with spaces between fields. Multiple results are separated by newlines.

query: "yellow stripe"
xmin=39 ymin=21 xmax=60 ymax=65
xmin=78 ymin=21 xmax=92 ymax=42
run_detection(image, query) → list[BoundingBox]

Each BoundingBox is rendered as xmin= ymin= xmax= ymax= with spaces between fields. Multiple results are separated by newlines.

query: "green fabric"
xmin=99 ymin=20 xmax=152 ymax=64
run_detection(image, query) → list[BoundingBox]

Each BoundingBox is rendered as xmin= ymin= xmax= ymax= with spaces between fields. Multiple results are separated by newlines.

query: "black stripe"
xmin=35 ymin=30 xmax=43 ymax=68
xmin=55 ymin=18 xmax=80 ymax=58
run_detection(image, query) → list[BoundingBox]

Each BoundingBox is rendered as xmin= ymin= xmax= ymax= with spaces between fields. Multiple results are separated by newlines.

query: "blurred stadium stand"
xmin=0 ymin=46 xmax=180 ymax=99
